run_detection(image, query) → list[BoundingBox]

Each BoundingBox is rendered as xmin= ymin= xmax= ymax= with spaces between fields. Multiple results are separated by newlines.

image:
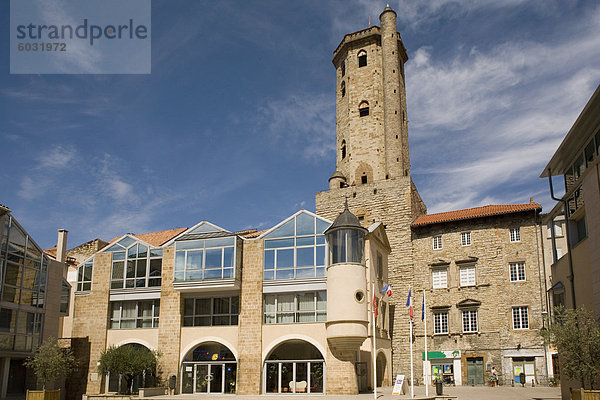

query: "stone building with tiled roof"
xmin=64 ymin=5 xmax=551 ymax=397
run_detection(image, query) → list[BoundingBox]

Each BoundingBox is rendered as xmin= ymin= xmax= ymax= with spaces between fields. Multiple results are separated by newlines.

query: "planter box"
xmin=572 ymin=389 xmax=600 ymax=400
xmin=26 ymin=390 xmax=61 ymax=400
xmin=138 ymin=387 xmax=168 ymax=397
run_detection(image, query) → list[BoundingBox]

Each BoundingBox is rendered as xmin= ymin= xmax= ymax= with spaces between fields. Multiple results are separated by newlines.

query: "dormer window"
xmin=358 ymin=50 xmax=367 ymax=67
xmin=359 ymin=101 xmax=369 ymax=117
xmin=263 ymin=211 xmax=330 ymax=281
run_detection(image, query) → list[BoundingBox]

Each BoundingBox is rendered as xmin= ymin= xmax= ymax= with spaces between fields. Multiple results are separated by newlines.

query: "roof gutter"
xmin=547 ymin=168 xmax=576 ymax=309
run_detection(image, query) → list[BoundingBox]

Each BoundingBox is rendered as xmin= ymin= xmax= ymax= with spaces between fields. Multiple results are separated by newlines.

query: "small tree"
xmin=98 ymin=345 xmax=158 ymax=394
xmin=543 ymin=306 xmax=600 ymax=389
xmin=24 ymin=337 xmax=76 ymax=390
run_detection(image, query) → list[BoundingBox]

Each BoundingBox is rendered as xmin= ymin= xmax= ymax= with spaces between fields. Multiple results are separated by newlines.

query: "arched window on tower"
xmin=358 ymin=50 xmax=367 ymax=67
xmin=341 ymin=140 xmax=346 ymax=159
xmin=341 ymin=81 xmax=346 ymax=98
xmin=359 ymin=101 xmax=369 ymax=117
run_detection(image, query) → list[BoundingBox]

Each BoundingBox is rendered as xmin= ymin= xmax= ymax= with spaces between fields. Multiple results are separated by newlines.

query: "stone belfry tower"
xmin=316 ymin=5 xmax=426 ymax=377
xmin=330 ymin=4 xmax=409 ymax=188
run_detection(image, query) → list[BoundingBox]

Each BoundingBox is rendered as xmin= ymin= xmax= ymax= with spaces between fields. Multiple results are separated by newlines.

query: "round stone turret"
xmin=328 ymin=170 xmax=347 ymax=190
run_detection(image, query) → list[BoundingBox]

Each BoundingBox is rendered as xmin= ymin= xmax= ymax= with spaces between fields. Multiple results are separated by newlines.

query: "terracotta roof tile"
xmin=242 ymin=229 xmax=267 ymax=239
xmin=412 ymin=202 xmax=542 ymax=227
xmin=135 ymin=228 xmax=188 ymax=246
xmin=109 ymin=227 xmax=188 ymax=247
xmin=234 ymin=229 xmax=259 ymax=238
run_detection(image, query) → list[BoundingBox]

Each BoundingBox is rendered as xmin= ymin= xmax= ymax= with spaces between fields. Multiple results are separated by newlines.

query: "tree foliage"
xmin=24 ymin=337 xmax=76 ymax=390
xmin=98 ymin=344 xmax=158 ymax=394
xmin=543 ymin=306 xmax=600 ymax=389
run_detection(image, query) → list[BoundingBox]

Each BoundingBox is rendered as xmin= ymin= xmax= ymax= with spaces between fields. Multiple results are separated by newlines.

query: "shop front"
xmin=422 ymin=350 xmax=462 ymax=385
xmin=263 ymin=340 xmax=325 ymax=394
xmin=181 ymin=342 xmax=237 ymax=394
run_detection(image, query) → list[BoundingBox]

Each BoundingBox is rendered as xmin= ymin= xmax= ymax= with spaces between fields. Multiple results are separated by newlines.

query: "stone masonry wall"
xmin=411 ymin=212 xmax=547 ymax=384
xmin=316 ymin=176 xmax=419 ymax=379
xmin=236 ymin=239 xmax=263 ymax=394
xmin=157 ymin=246 xmax=181 ymax=390
xmin=71 ymin=251 xmax=111 ymax=394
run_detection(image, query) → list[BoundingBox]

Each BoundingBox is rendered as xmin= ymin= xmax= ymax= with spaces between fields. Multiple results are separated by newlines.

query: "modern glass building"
xmin=0 ymin=205 xmax=69 ymax=396
xmin=66 ymin=210 xmax=393 ymax=397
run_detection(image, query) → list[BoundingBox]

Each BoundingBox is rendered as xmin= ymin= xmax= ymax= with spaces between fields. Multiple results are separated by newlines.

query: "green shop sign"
xmin=422 ymin=350 xmax=461 ymax=360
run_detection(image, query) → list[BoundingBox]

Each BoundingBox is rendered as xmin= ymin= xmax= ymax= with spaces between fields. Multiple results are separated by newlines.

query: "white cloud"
xmin=258 ymin=93 xmax=336 ymax=160
xmin=407 ymin=7 xmax=600 ymax=213
xmin=37 ymin=145 xmax=75 ymax=169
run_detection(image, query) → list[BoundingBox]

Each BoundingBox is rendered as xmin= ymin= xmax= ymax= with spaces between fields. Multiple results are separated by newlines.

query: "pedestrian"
xmin=491 ymin=366 xmax=499 ymax=386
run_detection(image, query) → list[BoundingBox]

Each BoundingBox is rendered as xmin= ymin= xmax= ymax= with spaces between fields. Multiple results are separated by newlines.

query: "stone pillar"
xmin=326 ymin=346 xmax=358 ymax=394
xmin=157 ymin=247 xmax=181 ymax=391
xmin=236 ymin=239 xmax=263 ymax=394
xmin=71 ymin=252 xmax=111 ymax=394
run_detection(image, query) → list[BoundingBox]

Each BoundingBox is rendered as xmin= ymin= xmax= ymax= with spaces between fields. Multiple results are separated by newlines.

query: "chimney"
xmin=56 ymin=229 xmax=68 ymax=263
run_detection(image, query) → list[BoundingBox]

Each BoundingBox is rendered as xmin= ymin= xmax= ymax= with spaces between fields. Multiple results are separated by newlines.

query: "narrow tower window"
xmin=341 ymin=61 xmax=345 ymax=77
xmin=361 ymin=174 xmax=368 ymax=184
xmin=341 ymin=81 xmax=346 ymax=98
xmin=359 ymin=101 xmax=369 ymax=117
xmin=358 ymin=50 xmax=367 ymax=67
xmin=341 ymin=140 xmax=346 ymax=159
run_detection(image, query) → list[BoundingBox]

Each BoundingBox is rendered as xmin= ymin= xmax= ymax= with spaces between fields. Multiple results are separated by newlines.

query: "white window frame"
xmin=461 ymin=232 xmax=471 ymax=246
xmin=459 ymin=265 xmax=476 ymax=287
xmin=174 ymin=237 xmax=237 ymax=282
xmin=111 ymin=245 xmax=163 ymax=290
xmin=76 ymin=259 xmax=93 ymax=292
xmin=509 ymin=262 xmax=526 ymax=282
xmin=432 ymin=235 xmax=442 ymax=250
xmin=547 ymin=221 xmax=563 ymax=238
xmin=512 ymin=306 xmax=529 ymax=330
xmin=433 ymin=311 xmax=449 ymax=334
xmin=264 ymin=291 xmax=327 ymax=324
xmin=462 ymin=309 xmax=478 ymax=333
xmin=555 ymin=248 xmax=563 ymax=262
xmin=510 ymin=227 xmax=521 ymax=242
xmin=110 ymin=300 xmax=160 ymax=329
xmin=182 ymin=296 xmax=239 ymax=327
xmin=432 ymin=269 xmax=448 ymax=289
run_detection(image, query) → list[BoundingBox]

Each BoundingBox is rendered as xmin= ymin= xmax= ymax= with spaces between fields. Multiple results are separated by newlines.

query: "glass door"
xmin=195 ymin=364 xmax=209 ymax=393
xmin=209 ymin=364 xmax=224 ymax=393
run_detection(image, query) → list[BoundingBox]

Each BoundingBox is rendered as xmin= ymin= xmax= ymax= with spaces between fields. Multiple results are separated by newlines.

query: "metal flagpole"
xmin=372 ymin=282 xmax=377 ymax=400
xmin=424 ymin=291 xmax=429 ymax=396
xmin=409 ymin=287 xmax=414 ymax=398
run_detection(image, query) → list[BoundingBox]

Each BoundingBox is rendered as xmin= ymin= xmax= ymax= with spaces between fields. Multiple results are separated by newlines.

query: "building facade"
xmin=411 ymin=203 xmax=548 ymax=386
xmin=68 ymin=210 xmax=393 ymax=397
xmin=0 ymin=205 xmax=70 ymax=397
xmin=315 ymin=5 xmax=426 ymax=379
xmin=63 ymin=5 xmax=556 ymax=395
xmin=541 ymin=84 xmax=600 ymax=399
xmin=315 ymin=4 xmax=549 ymax=386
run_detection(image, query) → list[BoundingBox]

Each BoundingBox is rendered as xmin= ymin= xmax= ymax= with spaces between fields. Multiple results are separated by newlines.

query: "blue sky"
xmin=1 ymin=0 xmax=599 ymax=250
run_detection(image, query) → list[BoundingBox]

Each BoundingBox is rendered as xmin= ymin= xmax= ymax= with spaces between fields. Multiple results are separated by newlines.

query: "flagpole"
xmin=372 ymin=282 xmax=377 ymax=400
xmin=409 ymin=287 xmax=414 ymax=398
xmin=424 ymin=291 xmax=429 ymax=396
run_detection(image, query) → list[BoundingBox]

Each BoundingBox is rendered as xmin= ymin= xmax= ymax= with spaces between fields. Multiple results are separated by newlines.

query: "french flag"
xmin=406 ymin=288 xmax=413 ymax=320
xmin=381 ymin=284 xmax=393 ymax=297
